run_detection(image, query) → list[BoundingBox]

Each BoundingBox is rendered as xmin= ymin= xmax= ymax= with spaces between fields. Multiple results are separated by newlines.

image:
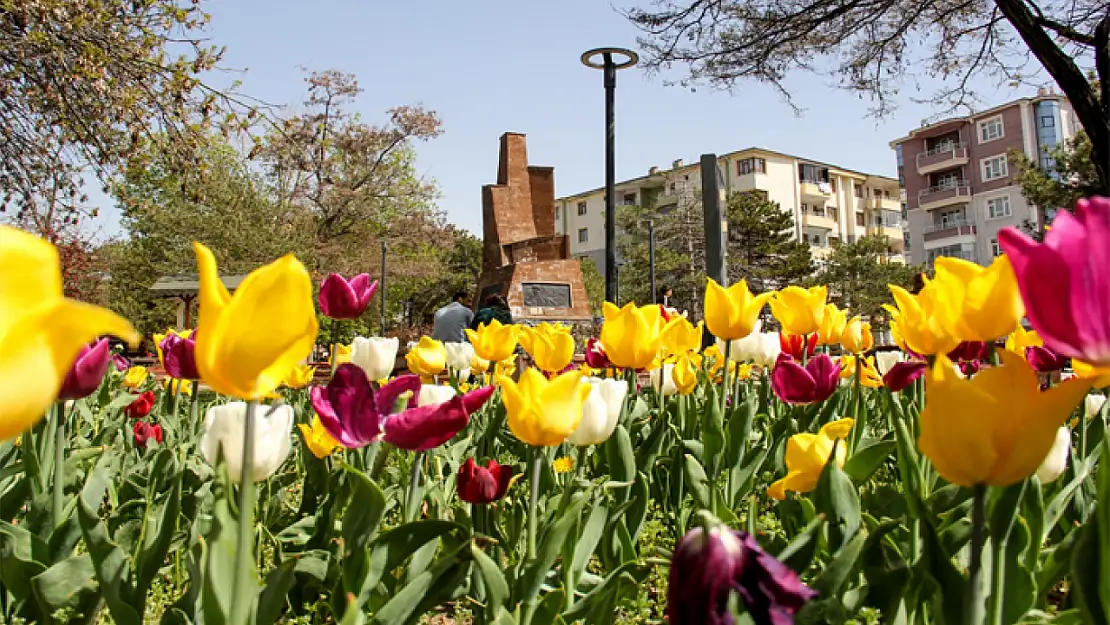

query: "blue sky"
xmin=95 ymin=0 xmax=1022 ymax=236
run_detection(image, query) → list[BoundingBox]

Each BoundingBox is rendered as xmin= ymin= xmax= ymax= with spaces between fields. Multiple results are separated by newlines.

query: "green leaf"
xmin=134 ymin=472 xmax=183 ymax=603
xmin=860 ymin=519 xmax=911 ymax=620
xmin=1000 ymin=519 xmax=1037 ymax=625
xmin=369 ymin=546 xmax=469 ymax=625
xmin=341 ymin=465 xmax=387 ymax=605
xmin=78 ymin=450 xmax=142 ymax=625
xmin=703 ymin=386 xmax=726 ymax=475
xmin=531 ymin=588 xmax=566 ymax=625
xmin=776 ymin=515 xmax=825 ymax=575
xmin=30 ymin=553 xmax=97 ymax=614
xmin=518 ymin=494 xmax=588 ymax=605
xmin=1045 ymin=451 xmax=1098 ymax=544
xmin=256 ymin=559 xmax=297 ymax=624
xmin=571 ymin=501 xmax=608 ymax=580
xmin=0 ymin=521 xmax=49 ymax=602
xmin=918 ymin=509 xmax=967 ymax=625
xmin=811 ymin=529 xmax=865 ymax=596
xmin=724 ymin=391 xmax=757 ymax=471
xmin=363 ymin=520 xmax=463 ymax=601
xmin=200 ymin=472 xmax=241 ymax=625
xmin=843 ymin=439 xmax=895 ymax=483
xmin=564 ymin=561 xmax=650 ymax=621
xmin=683 ymin=454 xmax=710 ymax=509
xmin=471 ymin=544 xmax=510 ymax=613
xmin=814 ymin=441 xmax=861 ymax=552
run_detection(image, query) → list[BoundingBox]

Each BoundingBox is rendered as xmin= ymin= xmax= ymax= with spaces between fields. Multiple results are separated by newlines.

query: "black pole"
xmin=648 ymin=219 xmax=656 ymax=304
xmin=379 ymin=240 xmax=387 ymax=335
xmin=603 ymin=54 xmax=618 ymax=305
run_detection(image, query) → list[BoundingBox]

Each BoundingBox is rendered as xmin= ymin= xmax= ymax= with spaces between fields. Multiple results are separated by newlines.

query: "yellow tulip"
xmin=164 ymin=378 xmax=194 ymax=397
xmin=470 ymin=355 xmax=490 ymax=375
xmin=839 ymin=355 xmax=883 ymax=388
xmin=122 ymin=366 xmax=149 ymax=389
xmin=331 ymin=343 xmax=352 ymax=367
xmin=769 ymin=285 xmax=828 ymax=337
xmin=816 ymin=303 xmax=847 ymax=346
xmin=405 ymin=336 xmax=447 ymax=377
xmin=735 ymin=363 xmax=754 ymax=381
xmin=298 ymin=416 xmax=342 ymax=458
xmin=768 ymin=418 xmax=855 ymax=500
xmin=193 ymin=242 xmax=318 ymax=400
xmin=283 ymin=364 xmax=316 ymax=389
xmin=498 ymin=369 xmax=590 ymax=447
xmin=494 ymin=356 xmax=517 ymax=381
xmin=0 ymin=226 xmax=139 ymax=442
xmin=840 ymin=316 xmax=874 ymax=354
xmin=1005 ymin=326 xmax=1042 ymax=354
xmin=661 ymin=316 xmax=704 ymax=357
xmin=519 ymin=323 xmax=575 ymax=372
xmin=931 ymin=255 xmax=1024 ymax=343
xmin=672 ymin=353 xmax=699 ymax=395
xmin=1073 ymin=359 xmax=1110 ymax=388
xmin=153 ymin=328 xmax=193 ymax=367
xmin=600 ymin=302 xmax=669 ymax=370
xmin=704 ymin=278 xmax=774 ymax=341
xmin=886 ymin=281 xmax=959 ymax=356
xmin=465 ymin=318 xmax=519 ymax=363
xmin=918 ymin=350 xmax=1090 ymax=487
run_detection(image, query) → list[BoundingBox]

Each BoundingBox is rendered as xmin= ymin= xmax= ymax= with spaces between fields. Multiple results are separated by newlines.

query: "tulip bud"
xmin=444 ymin=342 xmax=476 ymax=374
xmin=1025 ymin=345 xmax=1067 ymax=373
xmin=58 ymin=339 xmax=112 ymax=400
xmin=201 ymin=402 xmax=294 ymax=484
xmin=840 ymin=316 xmax=874 ymax=354
xmin=125 ymin=390 xmax=156 ymax=418
xmin=650 ymin=363 xmax=677 ymax=397
xmin=770 ymin=353 xmax=839 ymax=405
xmin=457 ymin=458 xmax=513 ymax=504
xmin=132 ymin=420 xmax=163 ymax=449
xmin=319 ymin=273 xmax=377 ymax=320
xmin=350 ymin=336 xmax=399 ymax=381
xmin=112 ymin=353 xmax=131 ymax=372
xmin=1087 ymin=394 xmax=1107 ymax=420
xmin=883 ymin=361 xmax=926 ymax=392
xmin=161 ymin=333 xmax=200 ymax=380
xmin=1035 ymin=427 xmax=1071 ymax=483
xmin=567 ymin=378 xmax=626 ymax=446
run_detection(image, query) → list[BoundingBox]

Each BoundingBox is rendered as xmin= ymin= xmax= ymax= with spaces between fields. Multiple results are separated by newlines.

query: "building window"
xmin=978 ymin=116 xmax=1004 ymax=143
xmin=577 ymin=228 xmax=588 ymax=243
xmin=981 ymin=155 xmax=1009 ymax=181
xmin=801 ymin=203 xmax=809 ymax=214
xmin=854 ymin=185 xmax=864 ymax=198
xmin=810 ymin=234 xmax=823 ymax=246
xmin=555 ymin=207 xmax=561 ymax=221
xmin=991 ymin=238 xmax=1002 ymax=257
xmin=577 ymin=201 xmax=587 ymax=216
xmin=829 ymin=206 xmax=839 ymax=221
xmin=622 ymin=192 xmax=637 ymax=205
xmin=737 ymin=157 xmax=766 ymax=175
xmin=669 ymin=182 xmax=676 ymax=192
xmin=986 ymin=196 xmax=1011 ymax=219
xmin=798 ymin=163 xmax=830 ymax=184
xmin=812 ymin=205 xmax=826 ymax=217
xmin=855 ymin=212 xmax=865 ymax=227
xmin=830 ymin=178 xmax=837 ymax=192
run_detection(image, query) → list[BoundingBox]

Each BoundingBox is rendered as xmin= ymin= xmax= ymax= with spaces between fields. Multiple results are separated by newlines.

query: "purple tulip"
xmin=112 ymin=353 xmax=130 ymax=372
xmin=1026 ymin=345 xmax=1068 ymax=373
xmin=770 ymin=353 xmax=840 ymax=405
xmin=319 ymin=273 xmax=378 ymax=320
xmin=999 ymin=197 xmax=1110 ymax=366
xmin=310 ymin=364 xmax=493 ymax=450
xmin=883 ymin=361 xmax=926 ymax=392
xmin=58 ymin=339 xmax=111 ymax=400
xmin=668 ymin=526 xmax=817 ymax=625
xmin=160 ymin=333 xmax=200 ymax=380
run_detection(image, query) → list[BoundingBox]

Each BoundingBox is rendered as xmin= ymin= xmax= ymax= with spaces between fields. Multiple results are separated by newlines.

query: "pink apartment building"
xmin=891 ymin=92 xmax=1079 ymax=267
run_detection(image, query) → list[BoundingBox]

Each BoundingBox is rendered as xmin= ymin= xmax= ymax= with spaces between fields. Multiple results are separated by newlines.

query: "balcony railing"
xmin=918 ymin=183 xmax=971 ymax=209
xmin=924 ymin=218 xmax=974 ymax=234
xmin=923 ymin=218 xmax=977 ymax=242
xmin=917 ymin=143 xmax=969 ymax=173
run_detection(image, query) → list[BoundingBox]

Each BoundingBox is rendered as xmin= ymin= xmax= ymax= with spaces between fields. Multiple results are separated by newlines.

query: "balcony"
xmin=800 ymin=180 xmax=833 ymax=198
xmin=916 ymin=143 xmax=969 ymax=175
xmin=918 ymin=183 xmax=971 ymax=211
xmin=871 ymin=196 xmax=901 ymax=211
xmin=923 ymin=218 xmax=977 ymax=242
xmin=803 ymin=212 xmax=837 ymax=230
xmin=868 ymin=225 xmax=905 ymax=248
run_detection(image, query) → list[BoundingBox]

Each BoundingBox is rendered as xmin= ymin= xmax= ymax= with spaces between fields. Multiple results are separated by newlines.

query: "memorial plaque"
xmin=522 ymin=283 xmax=571 ymax=308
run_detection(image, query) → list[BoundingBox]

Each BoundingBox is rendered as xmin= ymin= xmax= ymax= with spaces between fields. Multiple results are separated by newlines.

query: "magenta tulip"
xmin=58 ymin=339 xmax=111 ymax=400
xmin=160 ymin=333 xmax=199 ymax=380
xmin=883 ymin=361 xmax=926 ymax=392
xmin=585 ymin=338 xmax=612 ymax=370
xmin=770 ymin=353 xmax=840 ymax=405
xmin=947 ymin=341 xmax=991 ymax=363
xmin=1026 ymin=345 xmax=1067 ymax=373
xmin=319 ymin=273 xmax=378 ymax=320
xmin=999 ymin=196 xmax=1110 ymax=366
xmin=668 ymin=526 xmax=816 ymax=625
xmin=112 ymin=353 xmax=130 ymax=372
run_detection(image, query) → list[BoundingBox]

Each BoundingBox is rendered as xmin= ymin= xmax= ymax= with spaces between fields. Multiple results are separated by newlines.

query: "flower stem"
xmin=188 ymin=385 xmax=200 ymax=437
xmin=721 ymin=338 xmax=732 ymax=416
xmin=404 ymin=451 xmax=424 ymax=523
xmin=53 ymin=402 xmax=65 ymax=528
xmin=171 ymin=382 xmax=182 ymax=420
xmin=230 ymin=400 xmax=258 ymax=625
xmin=966 ymin=483 xmax=987 ymax=625
xmin=849 ymin=358 xmax=864 ymax=454
xmin=522 ymin=447 xmax=544 ymax=625
xmin=330 ymin=319 xmax=340 ymax=376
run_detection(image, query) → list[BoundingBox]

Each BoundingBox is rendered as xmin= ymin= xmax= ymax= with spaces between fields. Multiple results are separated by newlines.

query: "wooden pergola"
xmin=149 ymin=274 xmax=248 ymax=328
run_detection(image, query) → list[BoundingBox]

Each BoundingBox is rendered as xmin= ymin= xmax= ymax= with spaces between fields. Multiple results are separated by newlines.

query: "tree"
xmin=617 ymin=199 xmax=706 ymax=316
xmin=625 ymin=0 xmax=1110 ymax=192
xmin=725 ymin=191 xmax=814 ymax=292
xmin=0 ymin=0 xmax=250 ymax=233
xmin=1012 ymin=131 xmax=1101 ymax=211
xmin=812 ymin=235 xmax=920 ymax=328
xmin=580 ymin=258 xmax=607 ymax=316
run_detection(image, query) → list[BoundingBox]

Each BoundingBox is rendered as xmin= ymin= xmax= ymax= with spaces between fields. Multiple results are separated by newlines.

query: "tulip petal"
xmin=767 ymin=470 xmax=815 ymax=501
xmin=0 ymin=226 xmax=64 ymax=335
xmin=377 ymin=373 xmax=423 ymax=414
xmin=461 ymin=385 xmax=495 ymax=415
xmin=383 ymin=395 xmax=469 ymax=450
xmin=771 ymin=354 xmax=816 ymax=404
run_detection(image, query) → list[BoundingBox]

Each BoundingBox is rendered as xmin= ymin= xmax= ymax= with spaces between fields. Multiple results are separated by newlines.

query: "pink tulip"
xmin=770 ymin=353 xmax=840 ymax=405
xmin=58 ymin=339 xmax=111 ymax=400
xmin=319 ymin=273 xmax=378 ymax=320
xmin=883 ymin=361 xmax=926 ymax=392
xmin=999 ymin=197 xmax=1110 ymax=366
xmin=160 ymin=333 xmax=199 ymax=380
xmin=585 ymin=338 xmax=612 ymax=369
xmin=1026 ymin=345 xmax=1067 ymax=373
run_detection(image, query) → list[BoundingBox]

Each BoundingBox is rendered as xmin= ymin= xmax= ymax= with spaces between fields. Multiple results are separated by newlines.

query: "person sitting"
xmin=432 ymin=291 xmax=474 ymax=343
xmin=471 ymin=294 xmax=513 ymax=329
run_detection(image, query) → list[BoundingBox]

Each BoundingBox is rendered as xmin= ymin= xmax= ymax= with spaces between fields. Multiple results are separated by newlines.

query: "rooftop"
xmin=150 ymin=274 xmax=249 ymax=297
xmin=888 ymin=92 xmax=1070 ymax=146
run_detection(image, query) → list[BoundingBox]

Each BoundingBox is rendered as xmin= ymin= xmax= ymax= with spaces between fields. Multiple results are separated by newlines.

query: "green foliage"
xmin=579 ymin=257 xmax=606 ymax=315
xmin=617 ymin=201 xmax=705 ymax=312
xmin=811 ymin=235 xmax=920 ymax=326
xmin=725 ymin=190 xmax=814 ymax=292
xmin=1013 ymin=132 xmax=1101 ymax=214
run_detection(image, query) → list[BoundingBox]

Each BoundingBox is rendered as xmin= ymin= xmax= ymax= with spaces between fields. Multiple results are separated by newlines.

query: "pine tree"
xmin=812 ymin=235 xmax=920 ymax=330
xmin=725 ymin=191 xmax=814 ymax=292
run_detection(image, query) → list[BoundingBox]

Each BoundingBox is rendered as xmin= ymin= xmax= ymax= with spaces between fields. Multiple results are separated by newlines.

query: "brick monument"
xmin=475 ymin=133 xmax=592 ymax=323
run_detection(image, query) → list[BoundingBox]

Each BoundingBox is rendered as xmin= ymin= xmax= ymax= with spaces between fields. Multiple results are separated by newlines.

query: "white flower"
xmin=201 ymin=402 xmax=293 ymax=484
xmin=1036 ymin=427 xmax=1071 ymax=483
xmin=568 ymin=378 xmax=627 ymax=446
xmin=873 ymin=350 xmax=905 ymax=376
xmin=351 ymin=337 xmax=399 ymax=381
xmin=444 ymin=342 xmax=475 ymax=377
xmin=418 ymin=384 xmax=457 ymax=407
xmin=716 ymin=320 xmax=782 ymax=367
xmin=1086 ymin=394 xmax=1107 ymax=421
xmin=650 ymin=363 xmax=677 ymax=396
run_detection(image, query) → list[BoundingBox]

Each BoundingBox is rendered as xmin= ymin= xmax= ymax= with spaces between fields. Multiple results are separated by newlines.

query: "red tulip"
xmin=457 ymin=458 xmax=513 ymax=504
xmin=125 ymin=390 xmax=156 ymax=418
xmin=1026 ymin=345 xmax=1068 ymax=373
xmin=947 ymin=341 xmax=991 ymax=362
xmin=585 ymin=338 xmax=612 ymax=369
xmin=770 ymin=353 xmax=839 ymax=405
xmin=58 ymin=339 xmax=111 ymax=400
xmin=999 ymin=196 xmax=1110 ymax=366
xmin=779 ymin=332 xmax=817 ymax=360
xmin=883 ymin=361 xmax=926 ymax=392
xmin=132 ymin=421 xmax=163 ymax=449
xmin=319 ymin=273 xmax=378 ymax=320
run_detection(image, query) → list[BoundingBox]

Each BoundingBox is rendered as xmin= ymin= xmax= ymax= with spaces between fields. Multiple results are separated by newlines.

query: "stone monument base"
xmin=475 ymin=259 xmax=592 ymax=323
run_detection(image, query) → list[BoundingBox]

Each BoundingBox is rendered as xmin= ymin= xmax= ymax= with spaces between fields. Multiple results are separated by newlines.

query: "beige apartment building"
xmin=890 ymin=92 xmax=1078 ymax=267
xmin=555 ymin=147 xmax=905 ymax=278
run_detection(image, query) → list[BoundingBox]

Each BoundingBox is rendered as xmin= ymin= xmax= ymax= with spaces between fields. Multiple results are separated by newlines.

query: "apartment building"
xmin=555 ymin=147 xmax=905 ymax=277
xmin=891 ymin=92 xmax=1078 ymax=267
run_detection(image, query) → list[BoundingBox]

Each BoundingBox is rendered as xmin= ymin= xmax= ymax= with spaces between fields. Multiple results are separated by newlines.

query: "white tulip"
xmin=418 ymin=384 xmax=458 ymax=407
xmin=650 ymin=363 xmax=677 ymax=396
xmin=717 ymin=320 xmax=778 ymax=366
xmin=873 ymin=350 xmax=905 ymax=376
xmin=1036 ymin=427 xmax=1071 ymax=483
xmin=444 ymin=342 xmax=475 ymax=374
xmin=201 ymin=402 xmax=293 ymax=484
xmin=1086 ymin=394 xmax=1107 ymax=421
xmin=351 ymin=336 xmax=399 ymax=381
xmin=568 ymin=378 xmax=628 ymax=446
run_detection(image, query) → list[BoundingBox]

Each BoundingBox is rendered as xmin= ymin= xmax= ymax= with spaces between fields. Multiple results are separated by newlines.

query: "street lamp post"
xmin=648 ymin=219 xmax=656 ymax=304
xmin=581 ymin=47 xmax=638 ymax=305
